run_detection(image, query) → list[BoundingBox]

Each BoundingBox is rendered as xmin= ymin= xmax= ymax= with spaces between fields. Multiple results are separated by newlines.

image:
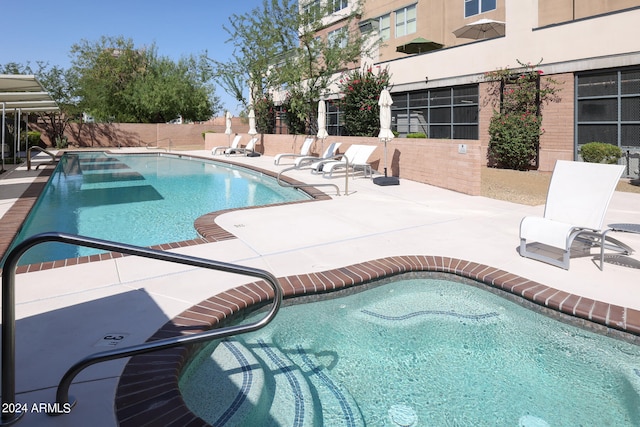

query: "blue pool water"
xmin=11 ymin=152 xmax=309 ymax=265
xmin=180 ymin=277 xmax=640 ymax=426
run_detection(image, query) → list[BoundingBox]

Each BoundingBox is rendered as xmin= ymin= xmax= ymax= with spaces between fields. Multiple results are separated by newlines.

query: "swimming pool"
xmin=179 ymin=276 xmax=640 ymax=426
xmin=9 ymin=152 xmax=310 ymax=265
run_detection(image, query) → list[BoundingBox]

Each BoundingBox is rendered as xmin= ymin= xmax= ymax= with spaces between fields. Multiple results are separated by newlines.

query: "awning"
xmin=0 ymin=75 xmax=59 ymax=113
xmin=396 ymin=37 xmax=443 ymax=54
xmin=1 ymin=75 xmax=59 ymax=171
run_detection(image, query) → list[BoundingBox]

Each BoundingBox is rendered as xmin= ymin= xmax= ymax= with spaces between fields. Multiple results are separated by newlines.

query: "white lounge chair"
xmin=322 ymin=145 xmax=377 ymax=178
xmin=294 ymin=142 xmax=342 ymax=170
xmin=274 ymin=137 xmax=314 ymax=165
xmin=310 ymin=144 xmax=361 ymax=175
xmin=212 ymin=134 xmax=241 ymax=155
xmin=226 ymin=137 xmax=258 ymax=156
xmin=519 ymin=160 xmax=633 ymax=270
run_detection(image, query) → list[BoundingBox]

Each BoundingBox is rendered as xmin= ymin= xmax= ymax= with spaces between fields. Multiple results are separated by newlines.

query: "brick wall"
xmin=205 ymin=132 xmax=482 ymax=196
xmin=538 ymin=73 xmax=575 ymax=171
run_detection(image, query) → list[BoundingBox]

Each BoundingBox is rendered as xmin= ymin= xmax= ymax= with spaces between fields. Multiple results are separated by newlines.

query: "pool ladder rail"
xmin=26 ymin=146 xmax=58 ymax=171
xmin=0 ymin=232 xmax=283 ymax=425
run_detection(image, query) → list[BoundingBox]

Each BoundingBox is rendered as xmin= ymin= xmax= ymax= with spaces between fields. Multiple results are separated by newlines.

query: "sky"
xmin=1 ymin=0 xmax=265 ymax=115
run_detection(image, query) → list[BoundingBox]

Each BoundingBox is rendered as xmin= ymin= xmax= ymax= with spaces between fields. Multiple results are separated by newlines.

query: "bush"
xmin=201 ymin=130 xmax=215 ymax=140
xmin=580 ymin=142 xmax=622 ymax=164
xmin=27 ymin=131 xmax=41 ymax=145
xmin=406 ymin=132 xmax=427 ymax=138
xmin=337 ymin=66 xmax=391 ymax=137
xmin=488 ymin=111 xmax=541 ymax=170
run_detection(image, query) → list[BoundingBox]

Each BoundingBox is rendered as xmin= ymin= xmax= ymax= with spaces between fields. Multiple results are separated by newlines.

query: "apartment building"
xmin=321 ymin=0 xmax=640 ymax=174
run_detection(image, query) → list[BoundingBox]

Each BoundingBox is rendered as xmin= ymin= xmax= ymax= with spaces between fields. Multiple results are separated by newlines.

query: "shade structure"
xmin=1 ymin=75 xmax=59 ymax=172
xmin=374 ymin=88 xmax=399 ymax=186
xmin=248 ymin=108 xmax=257 ymax=136
xmin=396 ymin=37 xmax=443 ymax=54
xmin=224 ymin=111 xmax=232 ymax=135
xmin=453 ymin=18 xmax=506 ymax=39
xmin=317 ymin=100 xmax=328 ymax=140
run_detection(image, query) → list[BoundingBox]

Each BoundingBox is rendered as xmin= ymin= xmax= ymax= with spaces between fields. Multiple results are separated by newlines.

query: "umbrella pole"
xmin=383 ymin=139 xmax=388 ymax=177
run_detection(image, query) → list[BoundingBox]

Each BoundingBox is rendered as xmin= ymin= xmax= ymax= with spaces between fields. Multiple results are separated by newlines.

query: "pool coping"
xmin=0 ymin=152 xmax=331 ymax=274
xmin=114 ymin=255 xmax=640 ymax=426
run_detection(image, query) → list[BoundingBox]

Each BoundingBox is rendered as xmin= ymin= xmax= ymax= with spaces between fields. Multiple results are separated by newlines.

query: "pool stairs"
xmin=180 ymin=338 xmax=365 ymax=426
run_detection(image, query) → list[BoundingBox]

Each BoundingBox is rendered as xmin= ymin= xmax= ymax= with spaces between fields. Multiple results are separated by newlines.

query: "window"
xmin=328 ymin=27 xmax=348 ymax=49
xmin=391 ymin=85 xmax=479 ymax=139
xmin=576 ymin=68 xmax=640 ymax=153
xmin=464 ymin=0 xmax=497 ymax=18
xmin=330 ymin=0 xmax=348 ymax=13
xmin=395 ymin=4 xmax=417 ymax=37
xmin=302 ymin=0 xmax=321 ymax=23
xmin=379 ymin=14 xmax=391 ymax=41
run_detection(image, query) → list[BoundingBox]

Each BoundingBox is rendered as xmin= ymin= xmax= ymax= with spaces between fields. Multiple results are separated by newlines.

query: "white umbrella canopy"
xmin=378 ymin=88 xmax=394 ymax=141
xmin=224 ymin=111 xmax=232 ymax=135
xmin=317 ymin=100 xmax=328 ymax=140
xmin=248 ymin=108 xmax=257 ymax=135
xmin=453 ymin=18 xmax=506 ymax=39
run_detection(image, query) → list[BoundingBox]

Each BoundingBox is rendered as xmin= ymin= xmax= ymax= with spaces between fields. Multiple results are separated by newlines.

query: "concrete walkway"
xmin=1 ymin=150 xmax=639 ymax=426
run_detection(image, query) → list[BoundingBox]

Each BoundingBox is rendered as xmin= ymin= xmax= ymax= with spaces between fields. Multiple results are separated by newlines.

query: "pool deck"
xmin=1 ymin=149 xmax=640 ymax=426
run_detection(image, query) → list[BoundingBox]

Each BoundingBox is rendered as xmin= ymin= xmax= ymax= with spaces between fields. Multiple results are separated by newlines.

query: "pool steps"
xmin=182 ymin=338 xmax=365 ymax=426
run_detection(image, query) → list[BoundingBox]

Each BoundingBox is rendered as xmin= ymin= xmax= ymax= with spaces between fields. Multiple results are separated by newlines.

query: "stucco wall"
xmin=205 ymin=132 xmax=481 ymax=196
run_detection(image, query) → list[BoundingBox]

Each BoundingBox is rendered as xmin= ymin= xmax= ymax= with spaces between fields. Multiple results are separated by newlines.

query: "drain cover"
xmin=388 ymin=404 xmax=418 ymax=426
xmin=94 ymin=333 xmax=129 ymax=347
xmin=603 ymin=255 xmax=640 ymax=269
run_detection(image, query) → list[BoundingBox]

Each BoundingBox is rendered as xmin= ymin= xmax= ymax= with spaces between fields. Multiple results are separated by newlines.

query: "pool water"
xmin=11 ymin=152 xmax=309 ymax=265
xmin=180 ymin=277 xmax=640 ymax=426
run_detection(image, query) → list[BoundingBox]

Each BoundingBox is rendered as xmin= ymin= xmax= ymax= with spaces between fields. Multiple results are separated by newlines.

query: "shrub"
xmin=281 ymin=91 xmax=307 ymax=135
xmin=337 ymin=66 xmax=391 ymax=137
xmin=488 ymin=111 xmax=541 ymax=170
xmin=201 ymin=130 xmax=215 ymax=140
xmin=406 ymin=132 xmax=427 ymax=138
xmin=254 ymin=95 xmax=276 ymax=134
xmin=580 ymin=142 xmax=622 ymax=164
xmin=27 ymin=131 xmax=41 ymax=145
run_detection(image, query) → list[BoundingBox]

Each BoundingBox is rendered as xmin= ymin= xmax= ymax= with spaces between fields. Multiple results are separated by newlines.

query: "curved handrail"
xmin=142 ymin=137 xmax=172 ymax=151
xmin=26 ymin=146 xmax=58 ymax=170
xmin=1 ymin=232 xmax=282 ymax=423
xmin=276 ymin=154 xmax=351 ymax=196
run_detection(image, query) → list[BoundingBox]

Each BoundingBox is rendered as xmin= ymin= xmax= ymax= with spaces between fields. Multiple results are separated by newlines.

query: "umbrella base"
xmin=373 ymin=176 xmax=400 ymax=186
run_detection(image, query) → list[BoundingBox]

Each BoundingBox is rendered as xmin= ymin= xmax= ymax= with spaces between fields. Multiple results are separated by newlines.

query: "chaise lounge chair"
xmin=322 ymin=145 xmax=377 ymax=178
xmin=226 ymin=137 xmax=258 ymax=156
xmin=294 ymin=142 xmax=342 ymax=170
xmin=310 ymin=144 xmax=361 ymax=175
xmin=274 ymin=137 xmax=314 ymax=165
xmin=519 ymin=160 xmax=633 ymax=270
xmin=212 ymin=134 xmax=242 ymax=155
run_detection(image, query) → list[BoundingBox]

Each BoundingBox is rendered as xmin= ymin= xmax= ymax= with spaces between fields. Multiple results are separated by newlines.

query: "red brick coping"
xmin=114 ymin=255 xmax=640 ymax=426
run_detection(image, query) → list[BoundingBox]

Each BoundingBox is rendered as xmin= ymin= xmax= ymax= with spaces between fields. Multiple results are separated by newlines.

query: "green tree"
xmin=211 ymin=0 xmax=377 ymax=133
xmin=70 ymin=36 xmax=220 ymax=123
xmin=338 ymin=66 xmax=391 ymax=136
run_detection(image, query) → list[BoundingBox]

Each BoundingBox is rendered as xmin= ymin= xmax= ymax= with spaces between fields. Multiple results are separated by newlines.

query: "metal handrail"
xmin=277 ymin=154 xmax=351 ymax=196
xmin=26 ymin=146 xmax=57 ymax=170
xmin=142 ymin=137 xmax=172 ymax=151
xmin=1 ymin=232 xmax=283 ymax=425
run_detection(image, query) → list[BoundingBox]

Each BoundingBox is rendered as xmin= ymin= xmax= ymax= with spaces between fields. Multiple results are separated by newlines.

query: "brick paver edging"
xmin=114 ymin=255 xmax=640 ymax=426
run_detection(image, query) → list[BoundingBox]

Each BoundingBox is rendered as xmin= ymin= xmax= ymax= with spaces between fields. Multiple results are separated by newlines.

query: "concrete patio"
xmin=1 ymin=150 xmax=639 ymax=426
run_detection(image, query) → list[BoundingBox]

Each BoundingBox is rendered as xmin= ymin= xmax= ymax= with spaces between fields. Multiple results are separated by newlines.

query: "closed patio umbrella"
xmin=373 ymin=88 xmax=399 ymax=186
xmin=248 ymin=108 xmax=257 ymax=136
xmin=317 ymin=99 xmax=328 ymax=152
xmin=224 ymin=111 xmax=232 ymax=145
